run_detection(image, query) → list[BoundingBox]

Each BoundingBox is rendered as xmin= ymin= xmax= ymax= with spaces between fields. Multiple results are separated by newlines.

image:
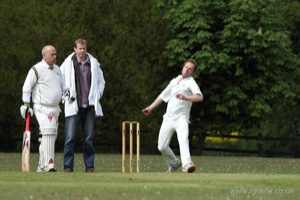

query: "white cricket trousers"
xmin=34 ymin=105 xmax=60 ymax=169
xmin=157 ymin=115 xmax=192 ymax=167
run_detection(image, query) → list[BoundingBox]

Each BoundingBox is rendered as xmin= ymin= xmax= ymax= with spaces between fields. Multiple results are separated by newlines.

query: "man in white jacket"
xmin=60 ymin=39 xmax=105 ymax=173
xmin=21 ymin=45 xmax=67 ymax=172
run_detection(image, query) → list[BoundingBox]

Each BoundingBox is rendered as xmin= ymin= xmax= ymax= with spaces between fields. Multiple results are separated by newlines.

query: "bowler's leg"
xmin=176 ymin=116 xmax=195 ymax=173
xmin=176 ymin=117 xmax=192 ymax=165
xmin=157 ymin=119 xmax=177 ymax=164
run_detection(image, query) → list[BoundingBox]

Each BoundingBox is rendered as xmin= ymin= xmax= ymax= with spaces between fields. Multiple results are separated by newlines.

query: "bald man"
xmin=21 ymin=45 xmax=68 ymax=172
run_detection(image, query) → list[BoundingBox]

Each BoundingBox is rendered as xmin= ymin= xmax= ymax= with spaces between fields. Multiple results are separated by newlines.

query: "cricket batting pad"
xmin=38 ymin=128 xmax=57 ymax=169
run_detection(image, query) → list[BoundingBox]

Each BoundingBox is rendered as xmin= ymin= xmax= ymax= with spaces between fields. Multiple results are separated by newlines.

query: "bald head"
xmin=42 ymin=45 xmax=57 ymax=67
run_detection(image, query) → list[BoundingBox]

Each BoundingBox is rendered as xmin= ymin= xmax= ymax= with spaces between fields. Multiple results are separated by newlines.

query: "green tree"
xmin=1 ymin=0 xmax=299 ymax=155
xmin=0 ymin=0 xmax=169 ymax=152
xmin=277 ymin=0 xmax=300 ymax=55
xmin=257 ymin=0 xmax=300 ymax=156
xmin=159 ymin=0 xmax=299 ymax=154
xmin=76 ymin=0 xmax=169 ymax=152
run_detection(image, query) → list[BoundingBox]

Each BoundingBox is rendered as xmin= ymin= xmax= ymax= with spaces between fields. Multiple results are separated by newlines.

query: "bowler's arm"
xmin=176 ymin=93 xmax=203 ymax=102
xmin=142 ymin=96 xmax=163 ymax=116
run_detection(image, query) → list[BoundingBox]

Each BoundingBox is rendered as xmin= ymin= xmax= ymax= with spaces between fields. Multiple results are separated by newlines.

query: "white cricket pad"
xmin=42 ymin=135 xmax=56 ymax=168
xmin=38 ymin=128 xmax=57 ymax=171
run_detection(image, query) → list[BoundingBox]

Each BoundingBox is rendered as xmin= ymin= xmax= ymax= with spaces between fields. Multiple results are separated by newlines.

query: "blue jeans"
xmin=64 ymin=107 xmax=95 ymax=171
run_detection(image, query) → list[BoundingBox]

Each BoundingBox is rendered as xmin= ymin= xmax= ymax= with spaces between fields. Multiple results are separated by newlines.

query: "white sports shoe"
xmin=37 ymin=165 xmax=44 ymax=172
xmin=166 ymin=159 xmax=182 ymax=172
xmin=37 ymin=164 xmax=56 ymax=172
xmin=182 ymin=162 xmax=196 ymax=173
xmin=44 ymin=163 xmax=56 ymax=172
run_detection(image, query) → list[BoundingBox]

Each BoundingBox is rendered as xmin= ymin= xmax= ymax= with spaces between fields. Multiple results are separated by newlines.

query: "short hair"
xmin=41 ymin=45 xmax=54 ymax=56
xmin=74 ymin=39 xmax=87 ymax=48
xmin=184 ymin=58 xmax=198 ymax=72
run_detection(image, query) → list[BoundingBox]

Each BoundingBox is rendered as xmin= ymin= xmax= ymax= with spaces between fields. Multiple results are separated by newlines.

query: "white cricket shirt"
xmin=22 ymin=60 xmax=64 ymax=107
xmin=159 ymin=75 xmax=202 ymax=120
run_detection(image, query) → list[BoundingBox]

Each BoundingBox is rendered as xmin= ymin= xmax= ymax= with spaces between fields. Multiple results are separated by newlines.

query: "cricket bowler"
xmin=142 ymin=59 xmax=203 ymax=173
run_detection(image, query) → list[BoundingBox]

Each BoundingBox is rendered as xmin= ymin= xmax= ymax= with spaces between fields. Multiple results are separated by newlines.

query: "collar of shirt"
xmin=42 ymin=60 xmax=54 ymax=70
xmin=176 ymin=75 xmax=192 ymax=85
xmin=177 ymin=75 xmax=193 ymax=80
xmin=76 ymin=54 xmax=90 ymax=65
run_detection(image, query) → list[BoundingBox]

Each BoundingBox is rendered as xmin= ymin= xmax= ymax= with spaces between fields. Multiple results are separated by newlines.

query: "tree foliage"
xmin=159 ymin=0 xmax=299 ymax=134
xmin=0 ymin=0 xmax=299 ymax=154
xmin=0 ymin=0 xmax=168 ymax=152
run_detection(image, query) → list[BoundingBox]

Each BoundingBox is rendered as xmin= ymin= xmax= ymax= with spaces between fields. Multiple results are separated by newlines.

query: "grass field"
xmin=0 ymin=153 xmax=299 ymax=200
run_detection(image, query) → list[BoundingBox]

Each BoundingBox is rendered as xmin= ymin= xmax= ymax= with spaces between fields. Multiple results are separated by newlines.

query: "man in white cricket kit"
xmin=20 ymin=45 xmax=68 ymax=172
xmin=142 ymin=59 xmax=203 ymax=173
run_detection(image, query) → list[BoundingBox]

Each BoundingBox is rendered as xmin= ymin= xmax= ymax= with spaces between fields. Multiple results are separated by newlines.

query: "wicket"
xmin=122 ymin=121 xmax=140 ymax=173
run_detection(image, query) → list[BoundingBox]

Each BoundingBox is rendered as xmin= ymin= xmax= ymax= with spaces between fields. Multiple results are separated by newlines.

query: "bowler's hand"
xmin=176 ymin=93 xmax=185 ymax=100
xmin=142 ymin=107 xmax=151 ymax=116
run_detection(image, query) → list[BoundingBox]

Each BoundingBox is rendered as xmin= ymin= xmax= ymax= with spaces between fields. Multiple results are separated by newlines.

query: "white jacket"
xmin=60 ymin=52 xmax=105 ymax=117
